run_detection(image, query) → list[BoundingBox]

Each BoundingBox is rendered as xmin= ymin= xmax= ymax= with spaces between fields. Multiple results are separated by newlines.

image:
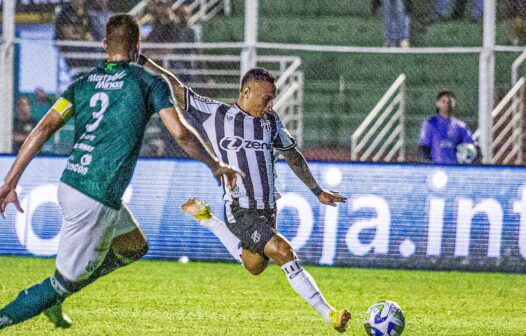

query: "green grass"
xmin=1 ymin=256 xmax=525 ymax=335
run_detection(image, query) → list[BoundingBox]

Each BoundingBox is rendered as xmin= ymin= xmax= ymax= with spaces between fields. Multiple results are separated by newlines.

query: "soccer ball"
xmin=363 ymin=301 xmax=405 ymax=336
xmin=456 ymin=143 xmax=477 ymax=164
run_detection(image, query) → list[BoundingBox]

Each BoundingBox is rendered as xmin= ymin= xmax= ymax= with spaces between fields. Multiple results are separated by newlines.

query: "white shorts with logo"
xmin=55 ymin=183 xmax=139 ymax=282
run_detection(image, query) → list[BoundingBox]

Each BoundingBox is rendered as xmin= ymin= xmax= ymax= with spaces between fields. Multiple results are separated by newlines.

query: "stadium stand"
xmin=11 ymin=1 xmax=523 ymax=161
xmin=201 ymin=0 xmax=520 ymax=161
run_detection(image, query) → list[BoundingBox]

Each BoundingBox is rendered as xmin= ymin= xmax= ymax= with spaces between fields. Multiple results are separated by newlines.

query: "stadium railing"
xmin=351 ymin=74 xmax=405 ymax=162
xmin=473 ymin=77 xmax=524 ymax=165
xmin=129 ymin=0 xmax=231 ymax=26
xmin=512 ymin=49 xmax=526 ymax=86
xmin=53 ymin=41 xmax=304 ymax=149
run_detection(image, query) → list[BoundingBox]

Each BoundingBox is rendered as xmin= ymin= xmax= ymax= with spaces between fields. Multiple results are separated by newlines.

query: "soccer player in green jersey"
xmin=0 ymin=14 xmax=241 ymax=330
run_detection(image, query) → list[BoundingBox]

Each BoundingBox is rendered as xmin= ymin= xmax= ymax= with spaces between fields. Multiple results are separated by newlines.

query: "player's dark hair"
xmin=241 ymin=68 xmax=276 ymax=89
xmin=105 ymin=14 xmax=140 ymax=55
xmin=436 ymin=89 xmax=456 ymax=101
xmin=435 ymin=89 xmax=456 ymax=114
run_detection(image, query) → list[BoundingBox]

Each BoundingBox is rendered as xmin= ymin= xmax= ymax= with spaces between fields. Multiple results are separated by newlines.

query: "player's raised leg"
xmin=265 ymin=235 xmax=351 ymax=333
xmin=181 ymin=198 xmax=243 ymax=263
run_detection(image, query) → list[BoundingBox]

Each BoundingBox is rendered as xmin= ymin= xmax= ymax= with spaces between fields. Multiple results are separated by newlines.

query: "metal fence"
xmin=2 ymin=0 xmax=526 ymax=164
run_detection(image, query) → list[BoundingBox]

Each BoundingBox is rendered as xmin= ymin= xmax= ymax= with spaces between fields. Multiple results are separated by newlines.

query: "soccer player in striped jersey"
xmin=0 ymin=14 xmax=241 ymax=330
xmin=141 ymin=57 xmax=351 ymax=332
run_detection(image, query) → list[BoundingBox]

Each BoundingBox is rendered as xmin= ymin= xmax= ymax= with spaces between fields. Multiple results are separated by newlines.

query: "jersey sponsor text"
xmin=88 ymin=71 xmax=126 ymax=90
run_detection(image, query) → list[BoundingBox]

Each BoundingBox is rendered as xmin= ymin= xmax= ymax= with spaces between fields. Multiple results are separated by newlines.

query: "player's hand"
xmin=211 ymin=162 xmax=245 ymax=189
xmin=0 ymin=184 xmax=24 ymax=219
xmin=318 ymin=190 xmax=347 ymax=207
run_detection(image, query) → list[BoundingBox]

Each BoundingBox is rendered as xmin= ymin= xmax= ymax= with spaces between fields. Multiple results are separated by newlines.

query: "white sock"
xmin=281 ymin=259 xmax=333 ymax=322
xmin=200 ymin=215 xmax=242 ymax=263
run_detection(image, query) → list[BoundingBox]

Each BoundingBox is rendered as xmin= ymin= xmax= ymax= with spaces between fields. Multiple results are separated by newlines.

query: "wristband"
xmin=310 ymin=186 xmax=323 ymax=197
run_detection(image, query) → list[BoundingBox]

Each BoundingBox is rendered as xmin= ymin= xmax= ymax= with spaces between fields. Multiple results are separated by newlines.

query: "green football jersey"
xmin=59 ymin=61 xmax=173 ymax=209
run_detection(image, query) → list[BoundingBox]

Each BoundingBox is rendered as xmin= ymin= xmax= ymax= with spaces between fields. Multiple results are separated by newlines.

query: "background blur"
xmin=1 ymin=0 xmax=525 ymax=164
xmin=1 ymin=1 xmax=526 ymax=274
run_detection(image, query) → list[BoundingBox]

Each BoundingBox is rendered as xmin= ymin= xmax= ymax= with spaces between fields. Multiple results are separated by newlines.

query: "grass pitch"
xmin=0 ymin=256 xmax=524 ymax=335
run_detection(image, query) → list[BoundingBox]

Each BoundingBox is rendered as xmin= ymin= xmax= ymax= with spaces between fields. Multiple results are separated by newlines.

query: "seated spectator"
xmin=502 ymin=0 xmax=526 ymax=46
xmin=418 ymin=90 xmax=476 ymax=164
xmin=13 ymin=96 xmax=37 ymax=154
xmin=145 ymin=0 xmax=179 ymax=46
xmin=371 ymin=0 xmax=381 ymax=16
xmin=172 ymin=3 xmax=200 ymax=82
xmin=88 ymin=0 xmax=114 ymax=41
xmin=381 ymin=0 xmax=410 ymax=47
xmin=29 ymin=88 xmax=56 ymax=154
xmin=54 ymin=0 xmax=96 ymax=70
xmin=143 ymin=0 xmax=180 ymax=71
xmin=450 ymin=0 xmax=484 ymax=21
xmin=144 ymin=1 xmax=199 ymax=82
xmin=140 ymin=120 xmax=166 ymax=157
xmin=29 ymin=87 xmax=54 ymax=121
xmin=404 ymin=0 xmax=434 ymax=46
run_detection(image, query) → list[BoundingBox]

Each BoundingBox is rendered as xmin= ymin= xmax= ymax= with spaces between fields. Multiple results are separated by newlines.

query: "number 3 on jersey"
xmin=86 ymin=92 xmax=109 ymax=132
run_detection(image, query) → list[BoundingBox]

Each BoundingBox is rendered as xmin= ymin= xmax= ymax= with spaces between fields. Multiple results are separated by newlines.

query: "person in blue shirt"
xmin=418 ymin=90 xmax=475 ymax=164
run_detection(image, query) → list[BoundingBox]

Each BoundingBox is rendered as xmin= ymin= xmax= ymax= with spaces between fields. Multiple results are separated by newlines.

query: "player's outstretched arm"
xmin=159 ymin=106 xmax=243 ymax=188
xmin=138 ymin=54 xmax=186 ymax=108
xmin=0 ymin=110 xmax=64 ymax=217
xmin=280 ymin=147 xmax=347 ymax=207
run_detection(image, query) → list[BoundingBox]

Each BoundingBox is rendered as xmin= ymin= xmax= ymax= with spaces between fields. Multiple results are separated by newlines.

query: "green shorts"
xmin=226 ymin=202 xmax=277 ymax=257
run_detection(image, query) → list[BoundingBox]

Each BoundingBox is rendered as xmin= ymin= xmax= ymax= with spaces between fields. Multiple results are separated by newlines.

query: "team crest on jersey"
xmin=88 ymin=71 xmax=126 ymax=90
xmin=251 ymin=230 xmax=261 ymax=243
xmin=261 ymin=119 xmax=271 ymax=131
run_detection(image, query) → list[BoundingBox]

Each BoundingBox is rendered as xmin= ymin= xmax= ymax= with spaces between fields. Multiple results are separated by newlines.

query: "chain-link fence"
xmin=2 ymin=0 xmax=526 ymax=163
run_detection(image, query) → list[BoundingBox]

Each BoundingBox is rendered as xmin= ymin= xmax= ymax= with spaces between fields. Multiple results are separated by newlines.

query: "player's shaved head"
xmin=241 ymin=68 xmax=276 ymax=91
xmin=105 ymin=14 xmax=140 ymax=56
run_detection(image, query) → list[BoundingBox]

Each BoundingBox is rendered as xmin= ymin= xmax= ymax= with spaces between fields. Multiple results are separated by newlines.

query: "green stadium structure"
xmin=202 ymin=1 xmax=522 ymax=161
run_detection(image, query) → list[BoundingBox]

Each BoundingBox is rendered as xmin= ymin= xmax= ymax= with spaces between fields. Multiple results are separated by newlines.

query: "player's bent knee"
xmin=115 ymin=242 xmax=149 ymax=262
xmin=244 ymin=262 xmax=268 ymax=275
xmin=264 ymin=236 xmax=295 ymax=265
xmin=241 ymin=255 xmax=268 ymax=275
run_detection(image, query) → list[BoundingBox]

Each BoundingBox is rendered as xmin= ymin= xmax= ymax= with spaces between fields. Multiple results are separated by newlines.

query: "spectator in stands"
xmin=29 ymin=88 xmax=57 ymax=154
xmin=381 ymin=0 xmax=410 ymax=47
xmin=404 ymin=1 xmax=434 ymax=46
xmin=371 ymin=0 xmax=382 ymax=16
xmin=29 ymin=88 xmax=54 ymax=121
xmin=145 ymin=1 xmax=199 ymax=82
xmin=502 ymin=0 xmax=526 ymax=46
xmin=172 ymin=3 xmax=200 ymax=82
xmin=12 ymin=96 xmax=37 ymax=154
xmin=145 ymin=0 xmax=179 ymax=46
xmin=140 ymin=117 xmax=167 ymax=157
xmin=88 ymin=0 xmax=114 ymax=41
xmin=54 ymin=0 xmax=95 ymax=70
xmin=450 ymin=0 xmax=483 ymax=21
xmin=418 ymin=90 xmax=475 ymax=164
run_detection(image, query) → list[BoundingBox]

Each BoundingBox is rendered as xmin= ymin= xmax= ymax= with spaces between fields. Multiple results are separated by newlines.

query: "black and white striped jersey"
xmin=184 ymin=88 xmax=296 ymax=209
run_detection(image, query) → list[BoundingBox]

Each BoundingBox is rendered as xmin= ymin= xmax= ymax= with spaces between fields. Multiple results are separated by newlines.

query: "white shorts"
xmin=55 ymin=183 xmax=139 ymax=282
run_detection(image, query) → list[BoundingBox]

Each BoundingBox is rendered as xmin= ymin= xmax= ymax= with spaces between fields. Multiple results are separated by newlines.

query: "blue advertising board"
xmin=0 ymin=156 xmax=525 ymax=272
